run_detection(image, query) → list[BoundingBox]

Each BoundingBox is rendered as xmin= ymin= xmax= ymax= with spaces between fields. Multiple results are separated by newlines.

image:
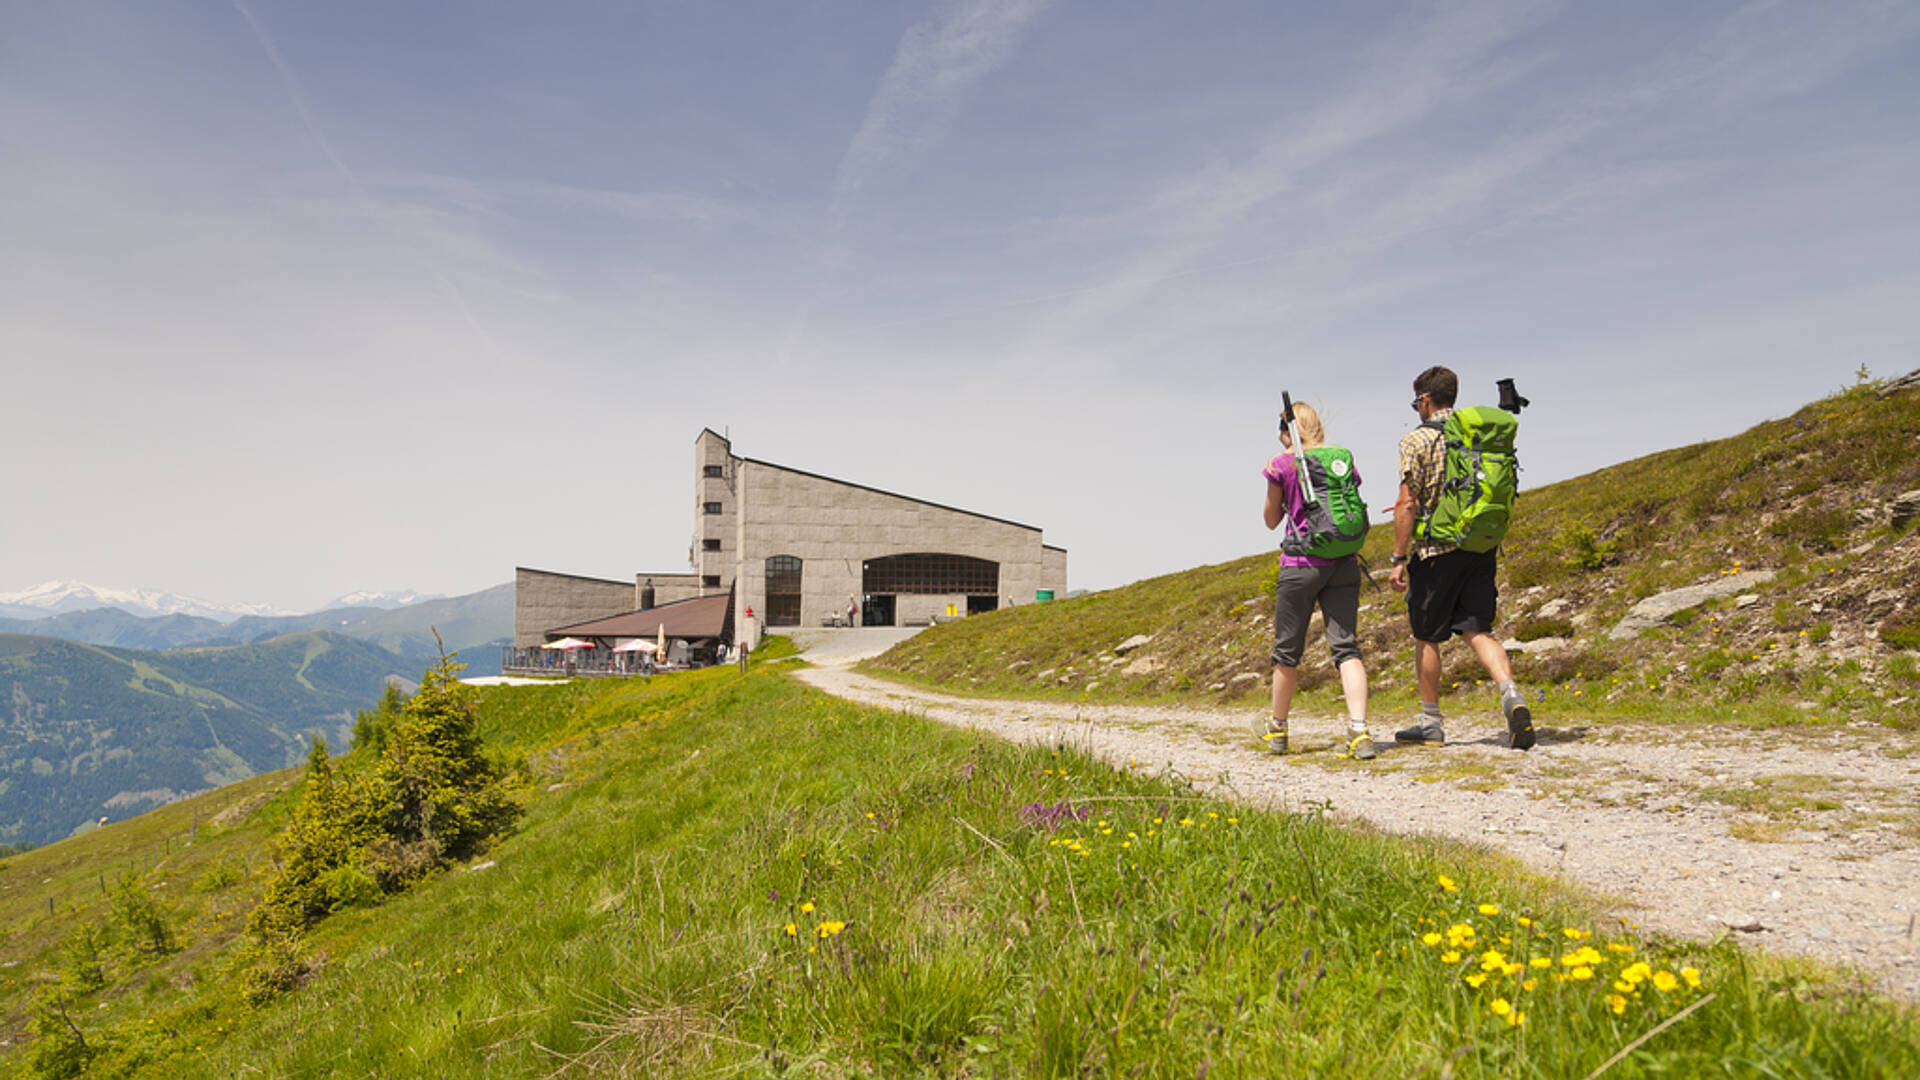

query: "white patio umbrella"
xmin=542 ymin=637 xmax=595 ymax=650
xmin=612 ymin=639 xmax=657 ymax=653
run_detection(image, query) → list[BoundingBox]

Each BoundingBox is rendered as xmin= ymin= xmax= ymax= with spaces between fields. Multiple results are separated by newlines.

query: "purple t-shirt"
xmin=1264 ymin=452 xmax=1362 ymax=568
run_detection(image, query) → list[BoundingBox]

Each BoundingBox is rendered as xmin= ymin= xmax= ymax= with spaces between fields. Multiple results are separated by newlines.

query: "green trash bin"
xmin=1035 ymin=590 xmax=1054 ymax=602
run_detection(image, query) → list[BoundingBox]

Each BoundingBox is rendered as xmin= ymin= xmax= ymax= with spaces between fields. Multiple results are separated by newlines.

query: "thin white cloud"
xmin=828 ymin=0 xmax=1056 ymax=232
xmin=781 ymin=0 xmax=1054 ymax=357
xmin=227 ymin=0 xmax=501 ymax=355
xmin=1022 ymin=0 xmax=1562 ymax=344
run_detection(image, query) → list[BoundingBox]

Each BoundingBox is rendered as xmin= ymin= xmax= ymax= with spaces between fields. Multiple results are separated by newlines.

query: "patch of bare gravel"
xmin=797 ymin=661 xmax=1920 ymax=999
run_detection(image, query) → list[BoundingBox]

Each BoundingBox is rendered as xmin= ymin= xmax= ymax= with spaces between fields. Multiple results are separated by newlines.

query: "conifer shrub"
xmin=239 ymin=649 xmax=521 ymax=1002
xmin=26 ymin=989 xmax=98 ymax=1080
xmin=1555 ymin=519 xmax=1615 ymax=570
xmin=351 ymin=682 xmax=407 ymax=755
xmin=108 ymin=876 xmax=174 ymax=959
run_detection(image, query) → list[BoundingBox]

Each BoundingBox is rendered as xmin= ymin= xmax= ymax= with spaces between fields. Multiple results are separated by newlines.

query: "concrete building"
xmin=514 ymin=429 xmax=1067 ymax=646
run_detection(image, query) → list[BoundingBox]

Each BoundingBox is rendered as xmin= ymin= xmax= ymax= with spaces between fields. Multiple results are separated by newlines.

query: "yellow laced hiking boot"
xmin=1261 ymin=718 xmax=1288 ymax=756
xmin=1342 ymin=729 xmax=1377 ymax=760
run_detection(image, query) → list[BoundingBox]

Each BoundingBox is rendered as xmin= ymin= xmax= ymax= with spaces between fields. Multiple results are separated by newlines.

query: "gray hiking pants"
xmin=1270 ymin=560 xmax=1363 ymax=669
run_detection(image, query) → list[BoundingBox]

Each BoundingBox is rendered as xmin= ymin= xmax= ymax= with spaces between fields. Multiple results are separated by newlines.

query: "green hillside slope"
xmin=0 ymin=632 xmax=411 ymax=848
xmin=2 ymin=653 xmax=1912 ymax=1077
xmin=868 ymin=374 xmax=1920 ymax=728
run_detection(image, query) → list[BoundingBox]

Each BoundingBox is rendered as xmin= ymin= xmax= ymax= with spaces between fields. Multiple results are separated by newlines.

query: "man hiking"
xmin=1387 ymin=366 xmax=1535 ymax=751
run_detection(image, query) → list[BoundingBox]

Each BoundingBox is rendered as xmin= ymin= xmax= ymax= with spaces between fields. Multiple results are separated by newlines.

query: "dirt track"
xmin=787 ymin=634 xmax=1920 ymax=1000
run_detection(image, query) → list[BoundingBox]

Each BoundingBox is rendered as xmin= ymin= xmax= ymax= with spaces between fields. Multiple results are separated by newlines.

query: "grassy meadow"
xmin=4 ymin=642 xmax=1916 ymax=1077
xmin=866 ymin=377 xmax=1920 ymax=730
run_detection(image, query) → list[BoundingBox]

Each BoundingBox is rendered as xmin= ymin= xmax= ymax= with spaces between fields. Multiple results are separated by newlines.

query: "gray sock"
xmin=1498 ymin=680 xmax=1524 ymax=709
xmin=1421 ymin=701 xmax=1443 ymax=720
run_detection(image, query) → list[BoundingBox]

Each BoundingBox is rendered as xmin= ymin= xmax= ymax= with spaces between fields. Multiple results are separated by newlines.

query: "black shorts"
xmin=1406 ymin=548 xmax=1499 ymax=644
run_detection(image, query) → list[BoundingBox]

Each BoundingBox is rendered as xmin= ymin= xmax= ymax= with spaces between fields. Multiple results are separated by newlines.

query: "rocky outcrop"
xmin=1874 ymin=366 xmax=1920 ymax=398
xmin=1608 ymin=570 xmax=1778 ymax=640
xmin=1890 ymin=490 xmax=1920 ymax=530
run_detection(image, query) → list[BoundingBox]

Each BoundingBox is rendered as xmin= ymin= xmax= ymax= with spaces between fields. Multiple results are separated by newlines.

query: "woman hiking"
xmin=1260 ymin=400 xmax=1376 ymax=759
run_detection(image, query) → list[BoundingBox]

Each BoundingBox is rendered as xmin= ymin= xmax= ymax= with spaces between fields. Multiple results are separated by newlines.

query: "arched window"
xmin=765 ymin=555 xmax=802 ymax=626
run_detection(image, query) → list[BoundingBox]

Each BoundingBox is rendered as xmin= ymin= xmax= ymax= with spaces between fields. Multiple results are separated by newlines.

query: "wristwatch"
xmin=1391 ymin=553 xmax=1410 ymax=565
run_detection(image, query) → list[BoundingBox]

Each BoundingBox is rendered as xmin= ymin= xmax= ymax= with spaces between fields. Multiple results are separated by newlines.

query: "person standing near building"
xmin=1260 ymin=401 xmax=1375 ymax=759
xmin=1388 ymin=366 xmax=1535 ymax=750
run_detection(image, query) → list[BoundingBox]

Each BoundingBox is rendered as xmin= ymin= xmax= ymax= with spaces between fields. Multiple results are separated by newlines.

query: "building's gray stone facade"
xmin=517 ymin=429 xmax=1067 ymax=644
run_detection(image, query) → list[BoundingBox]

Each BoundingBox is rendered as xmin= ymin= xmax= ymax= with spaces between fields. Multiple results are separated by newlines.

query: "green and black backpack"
xmin=1281 ymin=446 xmax=1370 ymax=559
xmin=1415 ymin=407 xmax=1519 ymax=553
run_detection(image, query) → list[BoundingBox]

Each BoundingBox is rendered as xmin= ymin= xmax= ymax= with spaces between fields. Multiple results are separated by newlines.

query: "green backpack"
xmin=1280 ymin=446 xmax=1370 ymax=559
xmin=1416 ymin=407 xmax=1519 ymax=553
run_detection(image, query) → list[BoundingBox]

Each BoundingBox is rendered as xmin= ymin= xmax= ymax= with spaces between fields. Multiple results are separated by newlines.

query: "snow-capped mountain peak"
xmin=321 ymin=589 xmax=445 ymax=611
xmin=0 ymin=581 xmax=296 ymax=623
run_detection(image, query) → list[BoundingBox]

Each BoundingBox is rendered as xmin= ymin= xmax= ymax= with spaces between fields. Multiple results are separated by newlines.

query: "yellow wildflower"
xmin=799 ymin=901 xmax=814 ymax=914
xmin=817 ymin=920 xmax=847 ymax=939
xmin=1441 ymin=950 xmax=1462 ymax=964
xmin=1606 ymin=993 xmax=1627 ymax=1015
xmin=1438 ymin=875 xmax=1459 ymax=892
xmin=783 ymin=923 xmax=797 ymax=938
xmin=1529 ymin=957 xmax=1552 ymax=969
xmin=1489 ymin=998 xmax=1511 ymax=1017
xmin=1652 ymin=970 xmax=1678 ymax=992
xmin=1422 ymin=932 xmax=1443 ymax=947
xmin=1478 ymin=903 xmax=1500 ymax=916
xmin=1681 ymin=967 xmax=1703 ymax=989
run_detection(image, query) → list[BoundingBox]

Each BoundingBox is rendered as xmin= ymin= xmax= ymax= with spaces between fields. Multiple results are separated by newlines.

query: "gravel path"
xmin=792 ymin=644 xmax=1920 ymax=1000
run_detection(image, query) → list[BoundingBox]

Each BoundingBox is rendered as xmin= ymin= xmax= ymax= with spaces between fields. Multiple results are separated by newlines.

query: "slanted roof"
xmin=547 ymin=593 xmax=732 ymax=641
xmin=739 ymin=456 xmax=1042 ymax=533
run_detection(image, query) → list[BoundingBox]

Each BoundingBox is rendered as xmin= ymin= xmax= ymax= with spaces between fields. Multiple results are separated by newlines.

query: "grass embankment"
xmin=868 ymin=378 xmax=1920 ymax=729
xmin=6 ymin=651 xmax=1916 ymax=1077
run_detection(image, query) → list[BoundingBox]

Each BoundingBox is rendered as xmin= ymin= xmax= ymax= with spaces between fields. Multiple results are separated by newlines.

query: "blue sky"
xmin=3 ymin=1 xmax=1917 ymax=611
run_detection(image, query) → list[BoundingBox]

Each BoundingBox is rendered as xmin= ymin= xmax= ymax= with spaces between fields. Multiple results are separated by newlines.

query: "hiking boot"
xmin=1505 ymin=702 xmax=1536 ymax=752
xmin=1394 ymin=718 xmax=1445 ymax=746
xmin=1261 ymin=719 xmax=1288 ymax=756
xmin=1341 ymin=731 xmax=1377 ymax=761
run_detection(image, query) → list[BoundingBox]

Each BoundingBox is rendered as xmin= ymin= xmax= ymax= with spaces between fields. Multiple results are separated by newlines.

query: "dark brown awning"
xmin=547 ymin=592 xmax=732 ymax=642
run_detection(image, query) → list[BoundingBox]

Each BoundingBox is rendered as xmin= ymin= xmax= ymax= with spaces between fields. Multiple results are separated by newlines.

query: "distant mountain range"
xmin=0 ymin=584 xmax=513 ymax=677
xmin=0 ymin=581 xmax=451 ymax=622
xmin=0 ymin=581 xmax=294 ymax=622
xmin=0 ymin=631 xmax=415 ymax=848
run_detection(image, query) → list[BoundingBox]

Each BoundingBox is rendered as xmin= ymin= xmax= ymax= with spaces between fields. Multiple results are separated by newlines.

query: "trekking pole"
xmin=1280 ymin=391 xmax=1318 ymax=506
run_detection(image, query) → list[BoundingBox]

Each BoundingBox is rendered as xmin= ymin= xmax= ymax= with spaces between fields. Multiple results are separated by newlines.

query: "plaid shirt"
xmin=1398 ymin=408 xmax=1453 ymax=560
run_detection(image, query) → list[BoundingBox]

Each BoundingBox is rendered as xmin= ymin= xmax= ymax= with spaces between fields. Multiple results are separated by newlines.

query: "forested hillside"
xmin=0 ymin=584 xmax=512 ymax=675
xmin=0 ymin=632 xmax=409 ymax=847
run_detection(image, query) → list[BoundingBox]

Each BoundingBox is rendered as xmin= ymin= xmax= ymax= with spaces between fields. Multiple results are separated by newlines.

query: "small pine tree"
xmin=373 ymin=651 xmax=517 ymax=863
xmin=240 ymin=645 xmax=521 ymax=1002
xmin=57 ymin=926 xmax=107 ymax=994
xmin=351 ymin=682 xmax=407 ymax=755
xmin=108 ymin=875 xmax=174 ymax=957
xmin=27 ymin=988 xmax=98 ymax=1080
